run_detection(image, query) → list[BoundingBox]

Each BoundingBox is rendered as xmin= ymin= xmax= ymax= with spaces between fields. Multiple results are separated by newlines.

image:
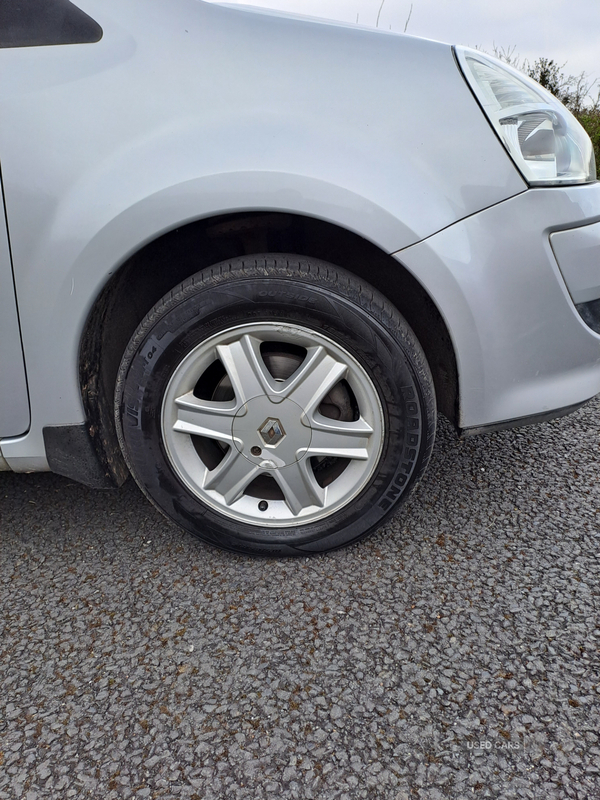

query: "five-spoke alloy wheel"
xmin=115 ymin=256 xmax=436 ymax=555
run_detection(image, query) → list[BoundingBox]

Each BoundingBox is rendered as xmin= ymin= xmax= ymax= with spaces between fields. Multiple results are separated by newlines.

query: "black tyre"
xmin=115 ymin=255 xmax=436 ymax=555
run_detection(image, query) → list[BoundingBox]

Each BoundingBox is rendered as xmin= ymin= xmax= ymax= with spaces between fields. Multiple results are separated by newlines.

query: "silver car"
xmin=1 ymin=0 xmax=598 ymax=554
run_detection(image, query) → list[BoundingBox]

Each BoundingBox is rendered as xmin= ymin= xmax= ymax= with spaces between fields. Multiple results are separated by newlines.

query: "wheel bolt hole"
xmin=251 ymin=446 xmax=262 ymax=456
xmin=258 ymin=500 xmax=268 ymax=512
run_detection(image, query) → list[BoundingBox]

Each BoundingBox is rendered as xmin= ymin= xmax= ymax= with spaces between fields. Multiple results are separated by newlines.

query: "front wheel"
xmin=115 ymin=256 xmax=436 ymax=555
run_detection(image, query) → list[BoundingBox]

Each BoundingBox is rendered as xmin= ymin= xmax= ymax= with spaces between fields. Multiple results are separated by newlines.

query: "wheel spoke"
xmin=217 ymin=335 xmax=276 ymax=403
xmin=272 ymin=460 xmax=326 ymax=516
xmin=285 ymin=346 xmax=347 ymax=413
xmin=172 ymin=392 xmax=236 ymax=445
xmin=203 ymin=449 xmax=261 ymax=505
xmin=302 ymin=417 xmax=373 ymax=461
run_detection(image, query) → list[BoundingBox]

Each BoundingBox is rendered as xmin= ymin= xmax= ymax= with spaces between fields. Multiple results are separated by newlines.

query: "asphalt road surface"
xmin=1 ymin=397 xmax=599 ymax=799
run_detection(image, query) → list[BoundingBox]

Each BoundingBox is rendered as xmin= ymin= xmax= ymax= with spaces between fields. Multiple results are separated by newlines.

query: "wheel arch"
xmin=79 ymin=211 xmax=459 ymax=485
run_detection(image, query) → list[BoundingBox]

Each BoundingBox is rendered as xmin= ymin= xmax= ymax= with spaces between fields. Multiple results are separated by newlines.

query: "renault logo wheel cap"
xmin=259 ymin=418 xmax=286 ymax=446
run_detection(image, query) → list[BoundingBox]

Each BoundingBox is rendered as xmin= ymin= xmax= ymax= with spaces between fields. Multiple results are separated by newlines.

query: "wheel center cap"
xmin=233 ymin=396 xmax=311 ymax=469
xmin=259 ymin=417 xmax=286 ymax=447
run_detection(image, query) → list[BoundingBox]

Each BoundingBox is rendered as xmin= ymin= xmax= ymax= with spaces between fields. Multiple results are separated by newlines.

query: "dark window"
xmin=0 ymin=0 xmax=102 ymax=48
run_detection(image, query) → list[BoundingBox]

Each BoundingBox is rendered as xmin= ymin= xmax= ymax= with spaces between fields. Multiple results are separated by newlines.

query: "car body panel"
xmin=0 ymin=173 xmax=29 ymax=438
xmin=0 ymin=0 xmax=599 ymax=477
xmin=0 ymin=0 xmax=527 ymax=469
xmin=397 ymin=182 xmax=600 ymax=428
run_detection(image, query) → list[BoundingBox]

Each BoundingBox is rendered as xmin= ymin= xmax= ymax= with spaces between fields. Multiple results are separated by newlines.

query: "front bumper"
xmin=396 ymin=182 xmax=600 ymax=431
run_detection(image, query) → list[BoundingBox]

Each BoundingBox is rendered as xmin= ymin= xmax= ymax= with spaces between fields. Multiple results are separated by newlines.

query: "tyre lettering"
xmin=125 ymin=405 xmax=141 ymax=427
xmin=378 ymin=393 xmax=422 ymax=512
xmin=257 ymin=290 xmax=317 ymax=304
xmin=378 ymin=472 xmax=409 ymax=512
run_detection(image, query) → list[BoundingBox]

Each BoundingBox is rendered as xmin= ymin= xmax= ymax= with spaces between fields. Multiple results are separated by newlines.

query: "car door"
xmin=0 ymin=173 xmax=29 ymax=437
xmin=0 ymin=0 xmax=104 ymax=441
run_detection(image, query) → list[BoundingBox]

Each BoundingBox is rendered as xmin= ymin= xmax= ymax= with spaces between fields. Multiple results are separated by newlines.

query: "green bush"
xmin=577 ymin=111 xmax=600 ymax=177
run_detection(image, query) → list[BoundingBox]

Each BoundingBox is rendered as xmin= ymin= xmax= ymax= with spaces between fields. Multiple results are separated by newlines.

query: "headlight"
xmin=455 ymin=47 xmax=596 ymax=186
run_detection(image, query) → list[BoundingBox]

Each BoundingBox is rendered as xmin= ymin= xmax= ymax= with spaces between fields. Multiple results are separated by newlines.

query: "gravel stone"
xmin=1 ymin=397 xmax=600 ymax=798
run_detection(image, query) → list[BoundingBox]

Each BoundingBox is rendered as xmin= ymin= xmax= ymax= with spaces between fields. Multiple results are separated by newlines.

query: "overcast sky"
xmin=216 ymin=0 xmax=599 ymax=87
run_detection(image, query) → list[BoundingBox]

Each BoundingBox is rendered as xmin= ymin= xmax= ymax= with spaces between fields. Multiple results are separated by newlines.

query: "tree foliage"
xmin=526 ymin=57 xmax=599 ymax=116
